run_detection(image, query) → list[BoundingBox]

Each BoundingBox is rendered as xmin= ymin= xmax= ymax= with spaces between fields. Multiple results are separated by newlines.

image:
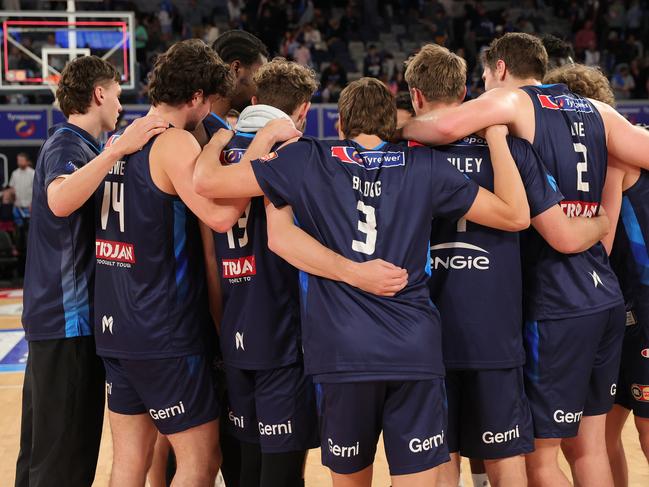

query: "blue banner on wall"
xmin=0 ymin=110 xmax=48 ymax=140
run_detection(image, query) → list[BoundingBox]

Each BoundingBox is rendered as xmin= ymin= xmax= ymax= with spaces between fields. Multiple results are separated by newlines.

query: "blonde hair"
xmin=543 ymin=64 xmax=615 ymax=107
xmin=253 ymin=57 xmax=318 ymax=115
xmin=338 ymin=77 xmax=396 ymax=140
xmin=404 ymin=44 xmax=466 ymax=103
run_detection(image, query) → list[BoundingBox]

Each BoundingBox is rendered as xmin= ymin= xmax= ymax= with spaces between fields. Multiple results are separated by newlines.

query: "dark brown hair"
xmin=56 ymin=55 xmax=120 ymax=117
xmin=148 ymin=39 xmax=234 ymax=106
xmin=544 ymin=64 xmax=615 ymax=107
xmin=482 ymin=33 xmax=548 ymax=81
xmin=254 ymin=58 xmax=318 ymax=115
xmin=338 ymin=77 xmax=396 ymax=140
xmin=404 ymin=44 xmax=466 ymax=103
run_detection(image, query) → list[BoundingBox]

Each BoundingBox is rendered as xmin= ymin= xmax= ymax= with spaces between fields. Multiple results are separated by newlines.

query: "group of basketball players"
xmin=13 ymin=26 xmax=649 ymax=487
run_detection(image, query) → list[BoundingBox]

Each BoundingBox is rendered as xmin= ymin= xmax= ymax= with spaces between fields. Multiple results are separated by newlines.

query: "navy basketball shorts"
xmin=523 ymin=303 xmax=626 ymax=438
xmin=223 ymin=362 xmax=319 ymax=453
xmin=315 ymin=379 xmax=449 ymax=476
xmin=615 ymin=312 xmax=649 ymax=418
xmin=103 ymin=353 xmax=220 ymax=435
xmin=445 ymin=368 xmax=534 ymax=459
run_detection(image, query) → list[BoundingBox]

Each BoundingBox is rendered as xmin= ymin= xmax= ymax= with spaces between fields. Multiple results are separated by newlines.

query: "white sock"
xmin=472 ymin=473 xmax=490 ymax=487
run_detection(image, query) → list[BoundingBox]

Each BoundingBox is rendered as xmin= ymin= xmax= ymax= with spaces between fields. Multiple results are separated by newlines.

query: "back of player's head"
xmin=212 ymin=30 xmax=269 ymax=67
xmin=148 ymin=39 xmax=234 ymax=106
xmin=253 ymin=58 xmax=318 ymax=115
xmin=544 ymin=64 xmax=615 ymax=107
xmin=338 ymin=77 xmax=396 ymax=141
xmin=395 ymin=91 xmax=415 ymax=116
xmin=540 ymin=34 xmax=574 ymax=70
xmin=404 ymin=44 xmax=466 ymax=103
xmin=483 ymin=33 xmax=548 ymax=81
xmin=56 ymin=55 xmax=120 ymax=117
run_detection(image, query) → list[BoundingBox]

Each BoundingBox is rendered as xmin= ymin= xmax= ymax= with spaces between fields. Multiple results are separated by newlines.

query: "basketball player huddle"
xmin=15 ymin=29 xmax=649 ymax=487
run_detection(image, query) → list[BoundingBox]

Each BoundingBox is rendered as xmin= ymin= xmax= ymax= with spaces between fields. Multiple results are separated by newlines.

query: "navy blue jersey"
xmin=22 ymin=123 xmax=100 ymax=341
xmin=215 ymin=132 xmax=301 ymax=369
xmin=93 ymin=132 xmax=211 ymax=359
xmin=251 ymin=138 xmax=479 ymax=380
xmin=428 ymin=135 xmax=563 ymax=369
xmin=519 ymin=84 xmax=623 ymax=320
xmin=203 ymin=112 xmax=231 ymax=139
xmin=610 ymin=170 xmax=649 ymax=326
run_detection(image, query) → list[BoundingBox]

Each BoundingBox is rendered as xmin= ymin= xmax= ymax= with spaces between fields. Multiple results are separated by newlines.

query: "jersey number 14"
xmin=100 ymin=181 xmax=125 ymax=232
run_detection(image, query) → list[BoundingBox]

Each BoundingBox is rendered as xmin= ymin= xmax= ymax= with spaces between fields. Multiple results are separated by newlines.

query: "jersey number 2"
xmin=574 ymin=143 xmax=590 ymax=192
xmin=352 ymin=201 xmax=377 ymax=255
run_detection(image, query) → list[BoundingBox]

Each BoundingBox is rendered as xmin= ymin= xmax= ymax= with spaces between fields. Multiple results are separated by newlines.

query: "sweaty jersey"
xmin=215 ymin=132 xmax=301 ymax=369
xmin=610 ymin=170 xmax=649 ymax=326
xmin=23 ymin=123 xmax=99 ymax=340
xmin=519 ymin=84 xmax=623 ymax=320
xmin=428 ymin=135 xmax=563 ymax=369
xmin=203 ymin=112 xmax=231 ymax=139
xmin=93 ymin=131 xmax=211 ymax=359
xmin=251 ymin=138 xmax=479 ymax=381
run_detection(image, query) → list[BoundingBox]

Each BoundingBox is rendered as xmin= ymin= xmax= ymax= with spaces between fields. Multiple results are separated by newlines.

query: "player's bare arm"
xmin=199 ymin=221 xmax=223 ymax=332
xmin=193 ymin=120 xmax=301 ymax=199
xmin=402 ymin=88 xmax=525 ymax=145
xmin=532 ymin=204 xmax=610 ymax=254
xmin=594 ymin=100 xmax=649 ymax=172
xmin=463 ymin=125 xmax=530 ymax=231
xmin=150 ymin=127 xmax=252 ymax=232
xmin=47 ymin=115 xmax=168 ymax=217
xmin=265 ymin=200 xmax=408 ymax=297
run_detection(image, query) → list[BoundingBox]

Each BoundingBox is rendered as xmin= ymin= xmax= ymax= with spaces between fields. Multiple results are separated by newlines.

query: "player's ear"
xmin=458 ymin=85 xmax=467 ymax=102
xmin=191 ymin=90 xmax=203 ymax=106
xmin=410 ymin=87 xmax=422 ymax=111
xmin=251 ymin=95 xmax=258 ymax=105
xmin=298 ymin=101 xmax=311 ymax=121
xmin=230 ymin=60 xmax=241 ymax=76
xmin=93 ymin=84 xmax=105 ymax=106
xmin=496 ymin=59 xmax=507 ymax=81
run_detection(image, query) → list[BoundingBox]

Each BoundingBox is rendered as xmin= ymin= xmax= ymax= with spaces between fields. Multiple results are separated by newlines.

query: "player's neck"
xmin=67 ymin=113 xmax=103 ymax=140
xmin=148 ymin=104 xmax=189 ymax=130
xmin=419 ymin=100 xmax=460 ymax=115
xmin=509 ymin=77 xmax=542 ymax=89
xmin=351 ymin=133 xmax=383 ymax=148
xmin=210 ymin=97 xmax=230 ymax=119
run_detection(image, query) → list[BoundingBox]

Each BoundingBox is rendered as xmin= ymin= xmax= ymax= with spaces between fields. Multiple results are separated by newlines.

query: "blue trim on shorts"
xmin=524 ymin=320 xmax=540 ymax=382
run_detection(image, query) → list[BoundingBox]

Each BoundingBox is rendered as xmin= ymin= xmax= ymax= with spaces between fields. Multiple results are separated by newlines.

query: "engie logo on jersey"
xmin=430 ymin=242 xmax=490 ymax=271
xmin=221 ymin=148 xmax=246 ymax=165
xmin=538 ymin=94 xmax=593 ymax=113
xmin=560 ymin=201 xmax=599 ymax=217
xmin=96 ymin=239 xmax=136 ymax=266
xmin=331 ymin=146 xmax=405 ymax=170
xmin=222 ymin=256 xmax=256 ymax=279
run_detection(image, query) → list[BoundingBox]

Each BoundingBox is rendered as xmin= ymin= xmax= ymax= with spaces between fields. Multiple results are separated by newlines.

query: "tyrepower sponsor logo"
xmin=560 ymin=201 xmax=599 ymax=217
xmin=631 ymin=384 xmax=649 ymax=402
xmin=96 ymin=239 xmax=135 ymax=268
xmin=430 ymin=242 xmax=490 ymax=271
xmin=538 ymin=94 xmax=593 ymax=113
xmin=221 ymin=256 xmax=256 ymax=281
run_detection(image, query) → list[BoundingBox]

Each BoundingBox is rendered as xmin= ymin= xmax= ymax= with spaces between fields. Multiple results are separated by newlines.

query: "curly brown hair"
xmin=483 ymin=33 xmax=548 ymax=81
xmin=404 ymin=44 xmax=466 ymax=103
xmin=56 ymin=56 xmax=120 ymax=117
xmin=338 ymin=77 xmax=396 ymax=140
xmin=253 ymin=57 xmax=318 ymax=115
xmin=148 ymin=39 xmax=234 ymax=106
xmin=544 ymin=64 xmax=615 ymax=107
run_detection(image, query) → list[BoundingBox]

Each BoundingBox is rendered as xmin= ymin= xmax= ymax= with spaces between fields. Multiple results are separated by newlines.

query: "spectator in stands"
xmin=135 ymin=15 xmax=149 ymax=65
xmin=611 ymin=64 xmax=636 ymax=100
xmin=627 ymin=0 xmax=643 ymax=36
xmin=320 ymin=60 xmax=347 ymax=102
xmin=9 ymin=153 xmax=34 ymax=218
xmin=363 ymin=44 xmax=383 ymax=77
xmin=574 ymin=20 xmax=596 ymax=55
xmin=607 ymin=0 xmax=627 ymax=34
xmin=584 ymin=39 xmax=601 ymax=67
xmin=294 ymin=42 xmax=312 ymax=67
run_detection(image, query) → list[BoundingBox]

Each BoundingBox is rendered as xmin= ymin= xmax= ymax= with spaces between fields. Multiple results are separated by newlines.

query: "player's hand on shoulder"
xmin=208 ymin=128 xmax=235 ymax=149
xmin=113 ymin=115 xmax=169 ymax=156
xmin=259 ymin=118 xmax=302 ymax=144
xmin=347 ymin=259 xmax=408 ymax=297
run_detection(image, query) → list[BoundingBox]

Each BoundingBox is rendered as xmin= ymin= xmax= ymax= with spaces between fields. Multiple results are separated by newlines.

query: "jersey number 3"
xmin=352 ymin=200 xmax=377 ymax=255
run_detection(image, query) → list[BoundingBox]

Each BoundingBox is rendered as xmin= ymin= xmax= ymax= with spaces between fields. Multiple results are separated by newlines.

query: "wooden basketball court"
xmin=1 ymin=292 xmax=648 ymax=486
